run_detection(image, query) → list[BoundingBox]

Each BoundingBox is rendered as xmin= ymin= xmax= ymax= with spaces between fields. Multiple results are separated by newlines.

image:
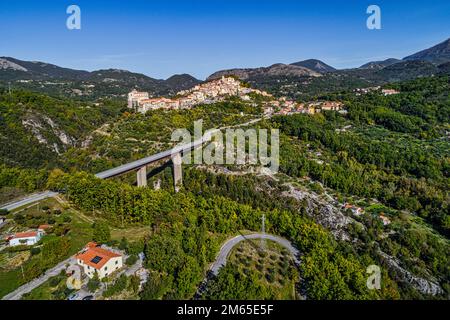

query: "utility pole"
xmin=21 ymin=258 xmax=25 ymax=281
xmin=261 ymin=214 xmax=266 ymax=250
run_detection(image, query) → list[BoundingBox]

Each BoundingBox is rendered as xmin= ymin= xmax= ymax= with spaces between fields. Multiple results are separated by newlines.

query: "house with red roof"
xmin=8 ymin=230 xmax=43 ymax=246
xmin=76 ymin=243 xmax=123 ymax=279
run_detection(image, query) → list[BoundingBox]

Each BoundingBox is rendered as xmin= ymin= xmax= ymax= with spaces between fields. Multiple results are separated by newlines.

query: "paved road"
xmin=209 ymin=233 xmax=300 ymax=276
xmin=2 ymin=257 xmax=75 ymax=300
xmin=0 ymin=191 xmax=59 ymax=212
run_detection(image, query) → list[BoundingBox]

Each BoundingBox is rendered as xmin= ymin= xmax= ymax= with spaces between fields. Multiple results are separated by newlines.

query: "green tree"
xmin=92 ymin=221 xmax=111 ymax=244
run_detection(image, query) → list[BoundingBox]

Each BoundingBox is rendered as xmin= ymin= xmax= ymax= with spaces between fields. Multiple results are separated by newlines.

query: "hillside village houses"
xmin=76 ymin=242 xmax=123 ymax=279
xmin=342 ymin=203 xmax=364 ymax=217
xmin=127 ymin=76 xmax=345 ymax=116
xmin=7 ymin=230 xmax=44 ymax=246
xmin=381 ymin=89 xmax=400 ymax=96
xmin=127 ymin=90 xmax=149 ymax=108
xmin=128 ymin=76 xmax=272 ymax=114
xmin=354 ymin=86 xmax=400 ymax=96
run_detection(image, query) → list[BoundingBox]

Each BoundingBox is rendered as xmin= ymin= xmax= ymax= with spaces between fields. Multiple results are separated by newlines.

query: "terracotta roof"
xmin=13 ymin=231 xmax=38 ymax=239
xmin=86 ymin=241 xmax=98 ymax=248
xmin=76 ymin=246 xmax=121 ymax=270
xmin=38 ymin=224 xmax=51 ymax=230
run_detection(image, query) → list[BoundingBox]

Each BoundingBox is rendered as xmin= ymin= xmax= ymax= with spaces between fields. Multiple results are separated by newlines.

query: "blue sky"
xmin=0 ymin=0 xmax=449 ymax=79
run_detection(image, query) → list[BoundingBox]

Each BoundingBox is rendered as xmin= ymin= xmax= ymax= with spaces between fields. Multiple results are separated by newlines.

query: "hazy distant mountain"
xmin=374 ymin=60 xmax=438 ymax=81
xmin=0 ymin=57 xmax=90 ymax=81
xmin=165 ymin=74 xmax=202 ymax=92
xmin=290 ymin=59 xmax=336 ymax=73
xmin=359 ymin=58 xmax=401 ymax=70
xmin=207 ymin=63 xmax=321 ymax=81
xmin=403 ymin=38 xmax=450 ymax=65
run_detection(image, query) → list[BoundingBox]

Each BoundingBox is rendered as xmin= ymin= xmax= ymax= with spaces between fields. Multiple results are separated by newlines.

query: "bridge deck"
xmin=95 ymin=138 xmax=206 ymax=179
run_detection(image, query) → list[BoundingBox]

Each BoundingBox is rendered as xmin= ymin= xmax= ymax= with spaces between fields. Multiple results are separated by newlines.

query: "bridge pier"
xmin=136 ymin=166 xmax=147 ymax=187
xmin=171 ymin=152 xmax=182 ymax=192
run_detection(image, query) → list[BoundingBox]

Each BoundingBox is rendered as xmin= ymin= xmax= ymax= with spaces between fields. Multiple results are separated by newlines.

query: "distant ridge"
xmin=403 ymin=38 xmax=450 ymax=65
xmin=0 ymin=57 xmax=201 ymax=95
xmin=290 ymin=59 xmax=336 ymax=73
xmin=207 ymin=63 xmax=321 ymax=81
xmin=360 ymin=58 xmax=401 ymax=70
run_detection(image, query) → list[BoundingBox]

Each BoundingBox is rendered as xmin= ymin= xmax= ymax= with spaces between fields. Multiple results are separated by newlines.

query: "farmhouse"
xmin=76 ymin=242 xmax=123 ymax=279
xmin=8 ymin=230 xmax=43 ymax=246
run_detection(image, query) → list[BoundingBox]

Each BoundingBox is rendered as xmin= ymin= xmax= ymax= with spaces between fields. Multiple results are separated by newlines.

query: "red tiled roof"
xmin=13 ymin=231 xmax=38 ymax=239
xmin=76 ymin=246 xmax=121 ymax=270
xmin=38 ymin=224 xmax=51 ymax=230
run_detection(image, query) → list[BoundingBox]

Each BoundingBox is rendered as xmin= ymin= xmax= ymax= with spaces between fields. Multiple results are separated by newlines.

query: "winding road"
xmin=209 ymin=233 xmax=300 ymax=276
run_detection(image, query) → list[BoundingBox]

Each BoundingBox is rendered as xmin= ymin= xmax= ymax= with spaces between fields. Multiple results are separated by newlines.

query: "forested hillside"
xmin=0 ymin=89 xmax=124 ymax=168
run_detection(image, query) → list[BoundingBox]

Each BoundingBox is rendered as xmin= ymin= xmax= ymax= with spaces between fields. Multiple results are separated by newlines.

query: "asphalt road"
xmin=209 ymin=233 xmax=300 ymax=276
xmin=2 ymin=257 xmax=75 ymax=300
xmin=0 ymin=191 xmax=59 ymax=212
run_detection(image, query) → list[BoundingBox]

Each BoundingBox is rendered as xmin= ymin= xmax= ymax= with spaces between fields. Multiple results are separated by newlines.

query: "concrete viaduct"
xmin=94 ymin=136 xmax=210 ymax=192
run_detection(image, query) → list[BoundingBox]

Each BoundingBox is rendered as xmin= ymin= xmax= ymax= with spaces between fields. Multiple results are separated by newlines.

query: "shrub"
xmin=30 ymin=247 xmax=41 ymax=255
xmin=126 ymin=254 xmax=138 ymax=266
xmin=92 ymin=221 xmax=110 ymax=244
xmin=103 ymin=274 xmax=128 ymax=298
xmin=87 ymin=274 xmax=101 ymax=292
xmin=119 ymin=237 xmax=129 ymax=251
xmin=49 ymin=275 xmax=63 ymax=287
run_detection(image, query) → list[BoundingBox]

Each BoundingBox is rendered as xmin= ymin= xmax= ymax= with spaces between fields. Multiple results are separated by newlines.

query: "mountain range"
xmin=0 ymin=57 xmax=202 ymax=98
xmin=0 ymin=38 xmax=449 ymax=99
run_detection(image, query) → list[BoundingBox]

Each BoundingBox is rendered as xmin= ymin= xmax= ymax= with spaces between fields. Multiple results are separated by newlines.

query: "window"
xmin=115 ymin=261 xmax=118 ymax=265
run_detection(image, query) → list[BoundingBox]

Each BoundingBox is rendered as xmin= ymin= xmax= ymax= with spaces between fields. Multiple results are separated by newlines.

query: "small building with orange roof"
xmin=76 ymin=243 xmax=123 ymax=279
xmin=8 ymin=230 xmax=43 ymax=246
xmin=38 ymin=224 xmax=51 ymax=232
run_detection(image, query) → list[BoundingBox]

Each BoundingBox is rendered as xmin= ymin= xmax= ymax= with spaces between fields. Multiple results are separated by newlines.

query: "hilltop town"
xmin=128 ymin=76 xmax=345 ymax=116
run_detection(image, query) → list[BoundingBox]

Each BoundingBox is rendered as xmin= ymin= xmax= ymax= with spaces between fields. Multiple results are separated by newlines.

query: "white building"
xmin=382 ymin=89 xmax=400 ymax=96
xmin=76 ymin=242 xmax=123 ymax=279
xmin=8 ymin=230 xmax=43 ymax=246
xmin=128 ymin=89 xmax=149 ymax=108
